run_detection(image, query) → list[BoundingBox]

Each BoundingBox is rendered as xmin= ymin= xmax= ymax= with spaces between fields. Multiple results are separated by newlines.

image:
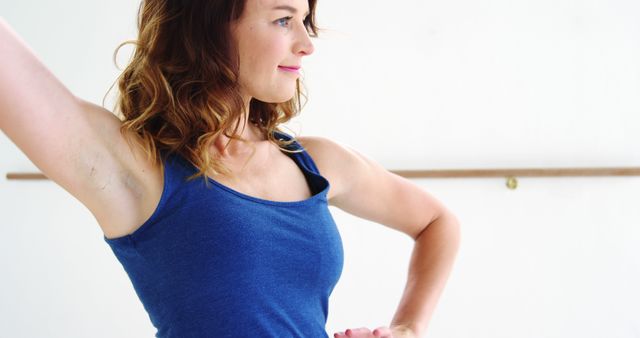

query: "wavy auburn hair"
xmin=106 ymin=0 xmax=320 ymax=186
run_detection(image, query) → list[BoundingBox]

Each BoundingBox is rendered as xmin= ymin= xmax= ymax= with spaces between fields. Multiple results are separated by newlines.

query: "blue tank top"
xmin=103 ymin=131 xmax=344 ymax=338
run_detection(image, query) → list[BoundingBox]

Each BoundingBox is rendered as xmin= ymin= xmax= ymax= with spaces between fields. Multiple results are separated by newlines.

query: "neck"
xmin=212 ymin=119 xmax=268 ymax=158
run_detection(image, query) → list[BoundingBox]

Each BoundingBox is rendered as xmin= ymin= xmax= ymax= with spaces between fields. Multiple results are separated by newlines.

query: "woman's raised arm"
xmin=0 ymin=17 xmax=159 ymax=237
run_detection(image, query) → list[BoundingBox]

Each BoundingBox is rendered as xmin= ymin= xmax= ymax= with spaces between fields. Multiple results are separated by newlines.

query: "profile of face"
xmin=231 ymin=0 xmax=315 ymax=104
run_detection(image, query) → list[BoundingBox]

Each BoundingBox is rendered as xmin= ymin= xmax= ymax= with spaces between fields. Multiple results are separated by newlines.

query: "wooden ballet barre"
xmin=391 ymin=167 xmax=640 ymax=178
xmin=6 ymin=167 xmax=640 ymax=180
xmin=6 ymin=173 xmax=50 ymax=180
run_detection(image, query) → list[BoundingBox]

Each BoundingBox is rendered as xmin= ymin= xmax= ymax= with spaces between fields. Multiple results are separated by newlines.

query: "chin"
xmin=260 ymin=92 xmax=296 ymax=104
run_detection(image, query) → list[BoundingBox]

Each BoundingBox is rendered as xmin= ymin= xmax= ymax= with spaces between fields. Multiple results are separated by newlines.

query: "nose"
xmin=295 ymin=27 xmax=315 ymax=56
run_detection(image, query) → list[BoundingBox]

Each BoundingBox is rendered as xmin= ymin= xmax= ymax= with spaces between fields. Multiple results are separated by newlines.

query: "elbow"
xmin=415 ymin=209 xmax=461 ymax=244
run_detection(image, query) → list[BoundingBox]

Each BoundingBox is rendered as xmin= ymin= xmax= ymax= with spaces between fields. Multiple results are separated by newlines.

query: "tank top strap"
xmin=159 ymin=148 xmax=187 ymax=192
xmin=103 ymin=149 xmax=186 ymax=245
xmin=272 ymin=130 xmax=323 ymax=176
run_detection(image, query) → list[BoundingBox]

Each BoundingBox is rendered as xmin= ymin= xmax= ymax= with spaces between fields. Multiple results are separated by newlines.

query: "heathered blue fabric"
xmin=103 ymin=131 xmax=344 ymax=338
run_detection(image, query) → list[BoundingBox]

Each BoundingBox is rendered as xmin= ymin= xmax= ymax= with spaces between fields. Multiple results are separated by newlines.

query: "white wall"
xmin=1 ymin=0 xmax=639 ymax=337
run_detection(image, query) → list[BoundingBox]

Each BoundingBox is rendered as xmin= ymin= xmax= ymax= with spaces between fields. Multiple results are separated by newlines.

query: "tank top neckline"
xmin=176 ymin=131 xmax=330 ymax=207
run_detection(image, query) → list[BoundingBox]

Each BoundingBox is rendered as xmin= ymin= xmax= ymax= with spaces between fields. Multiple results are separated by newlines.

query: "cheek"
xmin=238 ymin=29 xmax=289 ymax=79
xmin=241 ymin=39 xmax=270 ymax=70
xmin=252 ymin=32 xmax=288 ymax=66
xmin=251 ymin=49 xmax=283 ymax=80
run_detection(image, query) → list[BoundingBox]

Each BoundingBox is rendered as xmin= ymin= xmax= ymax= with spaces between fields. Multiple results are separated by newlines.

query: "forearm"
xmin=389 ymin=212 xmax=461 ymax=337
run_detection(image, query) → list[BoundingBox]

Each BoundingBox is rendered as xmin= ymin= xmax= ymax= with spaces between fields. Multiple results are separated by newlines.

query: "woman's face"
xmin=231 ymin=0 xmax=315 ymax=104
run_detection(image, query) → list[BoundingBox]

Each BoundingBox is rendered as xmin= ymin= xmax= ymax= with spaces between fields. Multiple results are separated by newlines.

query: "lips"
xmin=278 ymin=65 xmax=300 ymax=70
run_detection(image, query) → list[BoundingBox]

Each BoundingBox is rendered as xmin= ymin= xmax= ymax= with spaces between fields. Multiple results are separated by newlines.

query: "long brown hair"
xmin=105 ymin=0 xmax=320 ymax=186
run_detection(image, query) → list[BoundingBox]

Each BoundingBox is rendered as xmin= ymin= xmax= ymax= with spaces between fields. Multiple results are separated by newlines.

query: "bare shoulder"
xmin=296 ymin=135 xmax=451 ymax=239
xmin=295 ymin=135 xmax=366 ymax=203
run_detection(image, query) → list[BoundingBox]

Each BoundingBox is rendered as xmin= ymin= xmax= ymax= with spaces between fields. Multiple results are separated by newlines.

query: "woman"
xmin=0 ymin=0 xmax=460 ymax=337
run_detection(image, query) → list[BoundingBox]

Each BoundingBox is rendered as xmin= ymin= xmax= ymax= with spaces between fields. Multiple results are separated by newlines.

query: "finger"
xmin=345 ymin=327 xmax=373 ymax=337
xmin=334 ymin=332 xmax=345 ymax=338
xmin=372 ymin=326 xmax=393 ymax=337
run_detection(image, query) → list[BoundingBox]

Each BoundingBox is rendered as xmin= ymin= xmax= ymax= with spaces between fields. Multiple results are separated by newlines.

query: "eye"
xmin=275 ymin=16 xmax=293 ymax=28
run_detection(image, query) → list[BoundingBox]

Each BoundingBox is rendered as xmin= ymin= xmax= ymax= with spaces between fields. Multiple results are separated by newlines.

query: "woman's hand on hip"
xmin=333 ymin=325 xmax=417 ymax=338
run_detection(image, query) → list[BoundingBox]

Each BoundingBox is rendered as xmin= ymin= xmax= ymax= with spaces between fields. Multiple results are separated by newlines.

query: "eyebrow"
xmin=271 ymin=5 xmax=310 ymax=17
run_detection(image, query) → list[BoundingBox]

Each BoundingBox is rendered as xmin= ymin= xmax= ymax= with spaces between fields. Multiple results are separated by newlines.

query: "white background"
xmin=1 ymin=0 xmax=639 ymax=337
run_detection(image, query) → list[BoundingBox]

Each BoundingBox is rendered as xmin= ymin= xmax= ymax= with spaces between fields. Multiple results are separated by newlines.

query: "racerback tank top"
xmin=103 ymin=130 xmax=344 ymax=338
